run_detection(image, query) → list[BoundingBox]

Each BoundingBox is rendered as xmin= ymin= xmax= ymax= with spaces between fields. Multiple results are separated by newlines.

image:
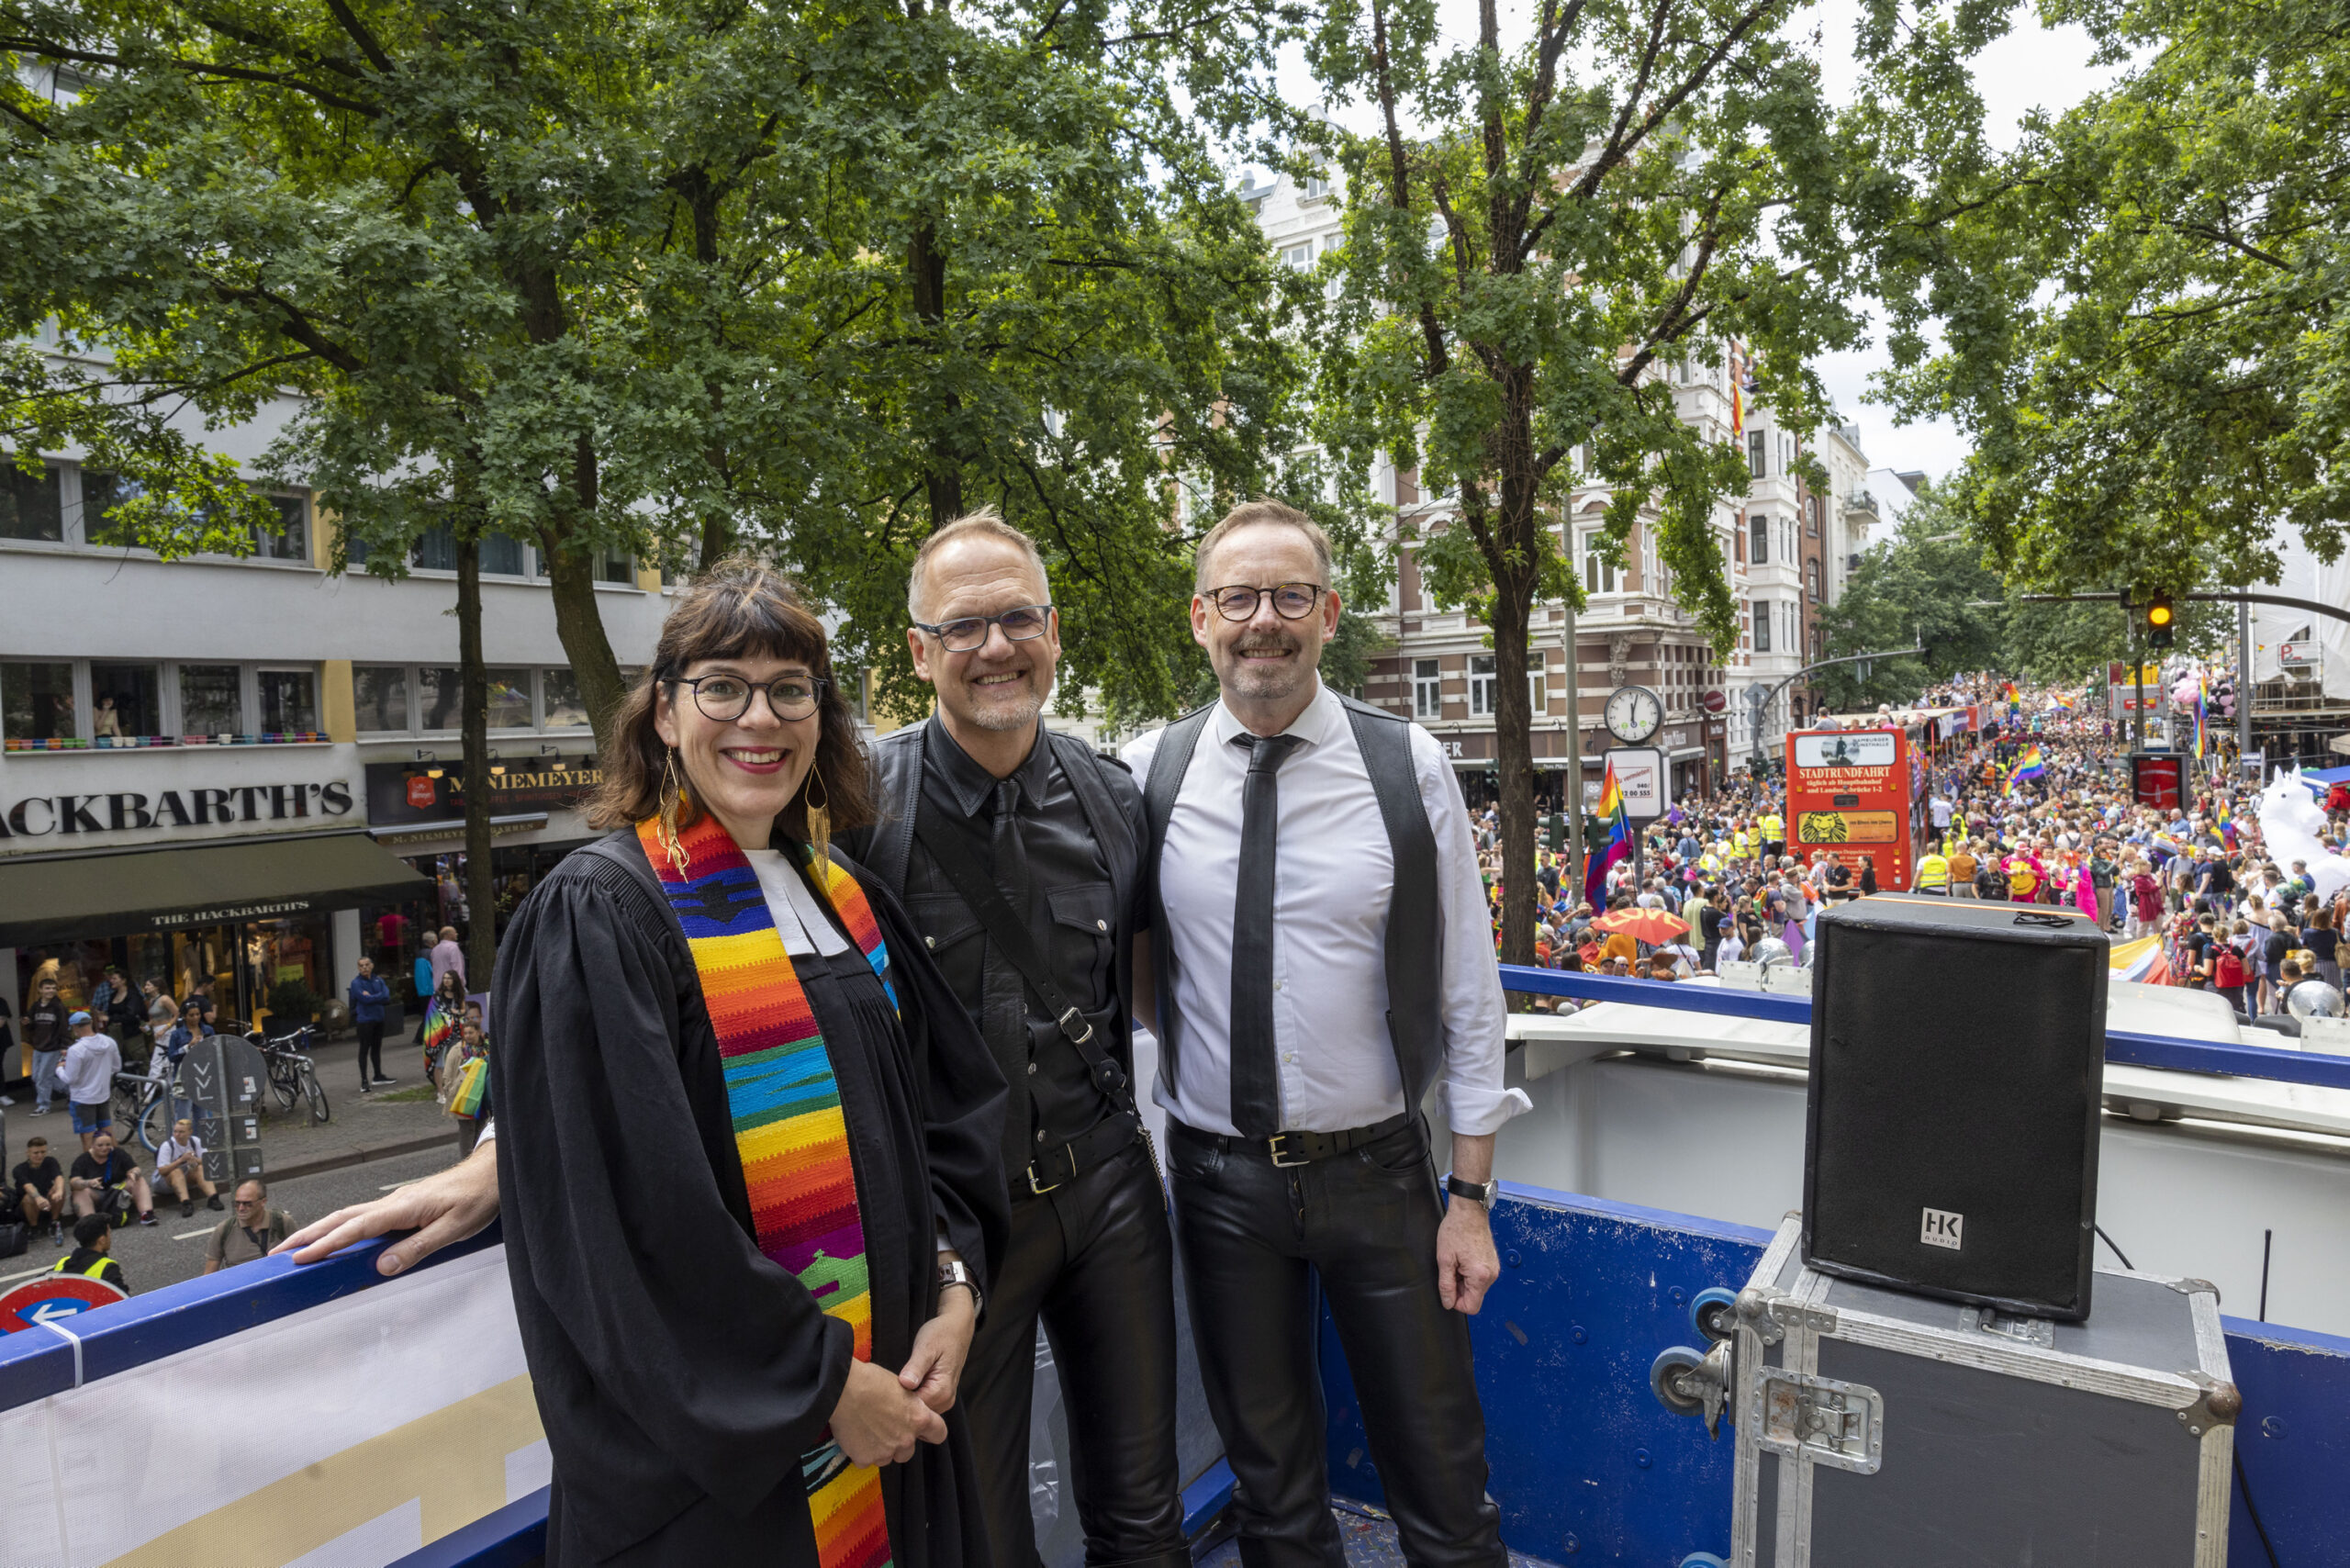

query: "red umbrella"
xmin=1586 ymin=907 xmax=1691 ymax=945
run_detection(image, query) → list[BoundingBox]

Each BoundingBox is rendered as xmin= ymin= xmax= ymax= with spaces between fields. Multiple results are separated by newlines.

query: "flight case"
xmin=1725 ymin=1215 xmax=2234 ymax=1566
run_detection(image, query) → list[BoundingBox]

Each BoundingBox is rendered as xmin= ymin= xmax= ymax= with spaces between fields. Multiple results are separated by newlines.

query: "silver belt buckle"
xmin=1269 ymin=1132 xmax=1310 ymax=1169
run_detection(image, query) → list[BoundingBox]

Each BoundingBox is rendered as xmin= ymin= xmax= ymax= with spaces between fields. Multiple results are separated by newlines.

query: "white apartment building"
xmin=1241 ymin=170 xmax=1874 ymax=803
xmin=0 ymin=377 xmax=673 ymax=1031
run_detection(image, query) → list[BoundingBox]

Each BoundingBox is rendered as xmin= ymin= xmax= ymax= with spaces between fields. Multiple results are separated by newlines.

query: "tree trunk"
xmin=1490 ymin=544 xmax=1539 ymax=971
xmin=909 ymin=219 xmax=963 ymax=526
xmin=456 ymin=528 xmax=498 ymax=988
xmin=546 ymin=545 xmax=631 ymax=756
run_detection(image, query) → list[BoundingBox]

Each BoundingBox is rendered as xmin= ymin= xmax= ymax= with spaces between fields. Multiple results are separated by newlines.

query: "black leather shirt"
xmin=904 ymin=717 xmax=1121 ymax=1165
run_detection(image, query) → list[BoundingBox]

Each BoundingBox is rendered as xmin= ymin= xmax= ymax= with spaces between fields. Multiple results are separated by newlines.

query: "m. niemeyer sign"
xmin=363 ymin=759 xmax=601 ymax=827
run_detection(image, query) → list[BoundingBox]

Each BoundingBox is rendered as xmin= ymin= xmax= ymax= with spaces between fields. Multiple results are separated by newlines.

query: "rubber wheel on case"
xmin=1691 ymin=1286 xmax=1740 ymax=1343
xmin=1650 ymin=1345 xmax=1708 ymax=1417
xmin=1680 ymin=1555 xmax=1729 ymax=1568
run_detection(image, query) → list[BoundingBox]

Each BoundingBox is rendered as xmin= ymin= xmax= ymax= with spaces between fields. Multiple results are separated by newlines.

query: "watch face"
xmin=1606 ymin=685 xmax=1663 ymax=743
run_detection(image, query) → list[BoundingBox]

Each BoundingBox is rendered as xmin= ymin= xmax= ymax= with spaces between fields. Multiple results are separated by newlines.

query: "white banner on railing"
xmin=0 ymin=1247 xmax=541 ymax=1567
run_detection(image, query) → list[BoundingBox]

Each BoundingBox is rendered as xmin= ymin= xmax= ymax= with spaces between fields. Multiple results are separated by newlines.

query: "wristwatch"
xmin=936 ymin=1257 xmax=983 ymax=1317
xmin=1444 ymin=1173 xmax=1498 ymax=1207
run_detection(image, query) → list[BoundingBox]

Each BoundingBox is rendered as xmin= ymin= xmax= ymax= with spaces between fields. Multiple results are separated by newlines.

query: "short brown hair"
xmin=587 ymin=556 xmax=876 ymax=843
xmin=1193 ymin=500 xmax=1334 ymax=592
xmin=907 ymin=508 xmax=1051 ymax=621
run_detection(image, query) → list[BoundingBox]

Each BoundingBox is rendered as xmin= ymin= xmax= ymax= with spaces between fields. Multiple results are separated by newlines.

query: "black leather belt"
xmin=1171 ymin=1109 xmax=1418 ymax=1170
xmin=1022 ymin=1110 xmax=1141 ymax=1197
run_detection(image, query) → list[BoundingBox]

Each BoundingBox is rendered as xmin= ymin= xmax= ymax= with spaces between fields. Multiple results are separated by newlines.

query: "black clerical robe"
xmin=490 ymin=830 xmax=1010 ymax=1566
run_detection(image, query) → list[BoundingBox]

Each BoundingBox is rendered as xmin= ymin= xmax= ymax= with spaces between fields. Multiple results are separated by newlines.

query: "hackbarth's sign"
xmin=0 ymin=780 xmax=353 ymax=839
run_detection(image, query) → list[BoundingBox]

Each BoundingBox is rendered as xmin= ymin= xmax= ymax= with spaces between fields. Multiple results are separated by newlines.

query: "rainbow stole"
xmin=636 ymin=813 xmax=897 ymax=1568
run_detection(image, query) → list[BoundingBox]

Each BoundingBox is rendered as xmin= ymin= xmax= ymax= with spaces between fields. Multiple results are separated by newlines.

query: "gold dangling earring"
xmin=658 ymin=746 xmax=690 ymax=877
xmin=803 ymin=762 xmax=832 ymax=872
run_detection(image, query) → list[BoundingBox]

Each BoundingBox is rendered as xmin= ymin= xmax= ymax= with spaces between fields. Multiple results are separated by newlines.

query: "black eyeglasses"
xmin=1205 ymin=583 xmax=1324 ymax=622
xmin=912 ymin=604 xmax=1052 ymax=653
xmin=666 ymin=673 xmax=826 ymax=722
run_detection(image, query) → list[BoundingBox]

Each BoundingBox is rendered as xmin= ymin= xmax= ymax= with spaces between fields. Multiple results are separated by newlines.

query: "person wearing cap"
xmin=60 ymin=1012 xmax=121 ymax=1153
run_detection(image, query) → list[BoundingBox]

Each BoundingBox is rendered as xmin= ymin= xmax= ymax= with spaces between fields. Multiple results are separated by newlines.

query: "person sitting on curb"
xmin=69 ymin=1130 xmax=156 ymax=1227
xmin=152 ymin=1118 xmax=225 ymax=1219
xmin=11 ymin=1136 xmax=66 ymax=1245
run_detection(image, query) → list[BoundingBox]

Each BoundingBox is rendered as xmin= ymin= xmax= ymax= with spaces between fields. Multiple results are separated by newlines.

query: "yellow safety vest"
xmin=52 ymin=1254 xmax=111 ymax=1279
xmin=1916 ymin=854 xmax=1951 ymax=890
xmin=1760 ymin=815 xmax=1784 ymax=841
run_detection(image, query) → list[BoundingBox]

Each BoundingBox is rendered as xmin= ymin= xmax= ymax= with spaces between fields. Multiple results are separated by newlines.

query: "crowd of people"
xmin=1477 ymin=674 xmax=2350 ymax=1030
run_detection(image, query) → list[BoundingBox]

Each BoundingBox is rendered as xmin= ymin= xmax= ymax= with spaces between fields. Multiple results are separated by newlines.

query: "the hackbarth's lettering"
xmin=0 ymin=780 xmax=352 ymax=839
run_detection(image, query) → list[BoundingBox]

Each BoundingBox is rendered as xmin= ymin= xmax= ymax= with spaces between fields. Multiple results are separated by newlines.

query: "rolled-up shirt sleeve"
xmin=1413 ymin=726 xmax=1532 ymax=1136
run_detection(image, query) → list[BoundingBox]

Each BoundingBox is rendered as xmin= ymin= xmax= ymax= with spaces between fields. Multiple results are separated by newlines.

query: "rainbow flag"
xmin=2003 ymin=680 xmax=2020 ymax=703
xmin=2046 ymin=691 xmax=2075 ymax=712
xmin=2005 ymin=745 xmax=2046 ymax=794
xmin=2195 ymin=674 xmax=2210 ymax=760
xmin=1583 ymin=761 xmax=1633 ymax=906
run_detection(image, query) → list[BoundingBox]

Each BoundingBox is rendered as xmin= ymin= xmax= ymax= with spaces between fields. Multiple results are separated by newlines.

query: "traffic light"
xmin=2144 ymin=593 xmax=2176 ymax=649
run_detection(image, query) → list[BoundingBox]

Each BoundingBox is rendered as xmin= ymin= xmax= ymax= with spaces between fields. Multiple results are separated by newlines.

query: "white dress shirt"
xmin=1123 ymin=680 xmax=1529 ymax=1138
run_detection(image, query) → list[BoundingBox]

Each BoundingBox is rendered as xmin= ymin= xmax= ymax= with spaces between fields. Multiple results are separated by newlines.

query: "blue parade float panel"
xmin=0 ymin=972 xmax=2343 ymax=1566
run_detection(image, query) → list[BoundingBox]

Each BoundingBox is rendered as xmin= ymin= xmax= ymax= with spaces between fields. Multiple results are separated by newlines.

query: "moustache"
xmin=1233 ymin=633 xmax=1299 ymax=655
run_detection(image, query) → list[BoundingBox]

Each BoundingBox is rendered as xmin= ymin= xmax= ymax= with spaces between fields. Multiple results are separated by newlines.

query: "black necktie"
xmin=1230 ymin=732 xmax=1303 ymax=1137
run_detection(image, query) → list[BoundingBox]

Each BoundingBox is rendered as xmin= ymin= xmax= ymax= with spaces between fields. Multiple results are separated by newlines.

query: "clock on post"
xmin=1604 ymin=684 xmax=1664 ymax=745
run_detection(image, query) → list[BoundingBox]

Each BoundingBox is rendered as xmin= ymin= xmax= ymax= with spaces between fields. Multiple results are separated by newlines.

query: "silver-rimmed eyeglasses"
xmin=912 ymin=604 xmax=1053 ymax=653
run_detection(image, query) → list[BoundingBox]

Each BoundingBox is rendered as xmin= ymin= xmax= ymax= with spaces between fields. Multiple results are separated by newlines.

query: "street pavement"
xmin=0 ymin=1142 xmax=466 ymax=1298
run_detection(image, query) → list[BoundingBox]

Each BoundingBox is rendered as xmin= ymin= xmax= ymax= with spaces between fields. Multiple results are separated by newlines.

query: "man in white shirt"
xmin=152 ymin=1117 xmax=224 ymax=1219
xmin=1125 ymin=502 xmax=1528 ymax=1568
xmin=60 ymin=1013 xmax=122 ymax=1153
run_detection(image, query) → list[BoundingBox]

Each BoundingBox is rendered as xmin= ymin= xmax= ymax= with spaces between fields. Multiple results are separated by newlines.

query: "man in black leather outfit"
xmin=840 ymin=510 xmax=1187 ymax=1568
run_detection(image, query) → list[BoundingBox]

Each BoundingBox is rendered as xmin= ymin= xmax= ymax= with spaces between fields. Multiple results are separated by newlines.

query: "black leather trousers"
xmin=959 ymin=1136 xmax=1191 ymax=1568
xmin=1168 ymin=1118 xmax=1505 ymax=1568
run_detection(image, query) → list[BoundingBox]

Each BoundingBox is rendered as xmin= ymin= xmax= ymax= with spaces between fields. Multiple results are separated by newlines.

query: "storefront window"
xmin=353 ymin=664 xmax=410 ymax=732
xmin=543 ymin=667 xmax=590 ymax=729
xmin=258 ymin=666 xmax=319 ymax=733
xmin=419 ymin=666 xmax=464 ymax=731
xmin=179 ymin=664 xmax=241 ymax=735
xmin=2 ymin=661 xmax=75 ymax=740
xmin=0 ymin=459 xmax=62 ymax=542
xmin=91 ymin=661 xmax=161 ymax=739
xmin=486 ymin=667 xmax=532 ymax=730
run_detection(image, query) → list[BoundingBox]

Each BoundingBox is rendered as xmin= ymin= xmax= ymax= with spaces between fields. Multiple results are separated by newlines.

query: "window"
xmin=0 ymin=460 xmax=62 ymax=542
xmin=257 ymin=667 xmax=319 ymax=733
xmin=418 ymin=666 xmax=464 ymax=731
xmin=1413 ymin=658 xmax=1442 ymax=720
xmin=2 ymin=661 xmax=74 ymax=739
xmin=179 ymin=665 xmax=241 ymax=735
xmin=1583 ymin=534 xmax=1617 ymax=594
xmin=1806 ymin=560 xmax=1820 ymax=601
xmin=599 ymin=546 xmax=633 ymax=586
xmin=412 ymin=522 xmax=457 ymax=572
xmin=250 ymin=496 xmax=308 ymax=561
xmin=1304 ymin=174 xmax=1333 ymax=199
xmin=1753 ymin=601 xmax=1771 ymax=653
xmin=481 ymin=530 xmax=528 ymax=577
xmin=1528 ymin=660 xmax=1546 ymax=713
xmin=1750 ymin=516 xmax=1768 ymax=566
xmin=486 ymin=668 xmax=533 ymax=730
xmin=543 ymin=667 xmax=591 ymax=730
xmin=90 ymin=662 xmax=161 ymax=739
xmin=1808 ymin=495 xmax=1822 ymax=534
xmin=1469 ymin=655 xmax=1497 ymax=717
xmin=1748 ymin=431 xmax=1766 ymax=478
xmin=82 ymin=471 xmax=140 ymax=547
xmin=352 ymin=665 xmax=411 ymax=733
xmin=1283 ymin=241 xmax=1315 ymax=270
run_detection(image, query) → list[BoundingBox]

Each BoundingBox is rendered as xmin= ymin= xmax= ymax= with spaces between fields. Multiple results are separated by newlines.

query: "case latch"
xmin=1735 ymin=1285 xmax=1838 ymax=1346
xmin=1756 ymin=1370 xmax=1884 ymax=1474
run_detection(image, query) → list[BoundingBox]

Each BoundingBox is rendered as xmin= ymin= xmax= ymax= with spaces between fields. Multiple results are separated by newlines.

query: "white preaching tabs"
xmin=1124 ymin=680 xmax=1530 ymax=1139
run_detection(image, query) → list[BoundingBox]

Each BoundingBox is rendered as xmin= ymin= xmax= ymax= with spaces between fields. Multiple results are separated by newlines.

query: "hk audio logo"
xmin=1920 ymin=1208 xmax=1964 ymax=1250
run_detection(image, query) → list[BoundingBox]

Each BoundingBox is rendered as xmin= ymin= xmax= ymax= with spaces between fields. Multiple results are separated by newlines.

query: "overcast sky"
xmin=1265 ymin=0 xmax=2123 ymax=486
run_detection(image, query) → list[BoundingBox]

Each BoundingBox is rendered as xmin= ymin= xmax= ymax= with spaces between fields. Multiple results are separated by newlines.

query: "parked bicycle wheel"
xmin=137 ymin=1093 xmax=174 ymax=1152
xmin=268 ymin=1060 xmax=298 ymax=1114
xmin=300 ymin=1062 xmax=330 ymax=1126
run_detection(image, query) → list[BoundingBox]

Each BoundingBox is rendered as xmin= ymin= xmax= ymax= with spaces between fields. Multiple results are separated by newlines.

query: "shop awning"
xmin=0 ymin=832 xmax=433 ymax=949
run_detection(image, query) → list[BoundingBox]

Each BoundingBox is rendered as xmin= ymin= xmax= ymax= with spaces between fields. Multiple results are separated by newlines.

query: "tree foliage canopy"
xmin=1882 ymin=0 xmax=2350 ymax=593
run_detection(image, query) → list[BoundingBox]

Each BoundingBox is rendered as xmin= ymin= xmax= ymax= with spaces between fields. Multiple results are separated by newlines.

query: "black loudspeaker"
xmin=1804 ymin=893 xmax=2109 ymax=1320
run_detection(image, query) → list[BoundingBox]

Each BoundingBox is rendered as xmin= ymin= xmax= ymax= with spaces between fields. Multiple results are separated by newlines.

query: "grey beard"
xmin=962 ymin=687 xmax=1045 ymax=731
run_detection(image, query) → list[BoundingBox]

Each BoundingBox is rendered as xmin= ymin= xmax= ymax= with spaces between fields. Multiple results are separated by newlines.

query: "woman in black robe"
xmin=488 ymin=559 xmax=1009 ymax=1565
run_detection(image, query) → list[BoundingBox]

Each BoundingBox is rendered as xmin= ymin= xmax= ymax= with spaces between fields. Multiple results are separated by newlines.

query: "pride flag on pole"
xmin=1583 ymin=759 xmax=1633 ymax=906
xmin=2195 ymin=674 xmax=2210 ymax=760
xmin=2005 ymin=745 xmax=2047 ymax=795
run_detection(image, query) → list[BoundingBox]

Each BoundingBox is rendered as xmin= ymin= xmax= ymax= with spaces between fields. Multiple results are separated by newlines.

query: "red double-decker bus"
xmin=1785 ymin=723 xmax=1928 ymax=890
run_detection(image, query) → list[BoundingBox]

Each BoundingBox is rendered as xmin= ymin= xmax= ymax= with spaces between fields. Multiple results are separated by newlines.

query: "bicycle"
xmin=113 ymin=1055 xmax=182 ymax=1152
xmin=256 ymin=1025 xmax=330 ymax=1126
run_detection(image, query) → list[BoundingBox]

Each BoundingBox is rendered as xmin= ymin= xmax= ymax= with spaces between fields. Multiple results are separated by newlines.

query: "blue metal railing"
xmin=1497 ymin=963 xmax=2350 ymax=1093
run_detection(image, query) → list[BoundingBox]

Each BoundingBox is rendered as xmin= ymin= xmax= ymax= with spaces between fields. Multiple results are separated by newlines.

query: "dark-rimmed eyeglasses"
xmin=666 ymin=673 xmax=826 ymax=722
xmin=912 ymin=604 xmax=1052 ymax=654
xmin=1205 ymin=583 xmax=1324 ymax=621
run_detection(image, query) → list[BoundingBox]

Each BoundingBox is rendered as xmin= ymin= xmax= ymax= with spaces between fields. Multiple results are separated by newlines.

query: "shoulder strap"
xmin=909 ymin=799 xmax=1136 ymax=1112
xmin=1142 ymin=705 xmax=1216 ymax=868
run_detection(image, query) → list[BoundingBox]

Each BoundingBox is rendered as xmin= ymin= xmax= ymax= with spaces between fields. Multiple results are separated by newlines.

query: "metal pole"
xmin=2238 ymin=591 xmax=2254 ymax=769
xmin=1563 ymin=583 xmax=1585 ymax=901
xmin=2132 ymin=625 xmax=2145 ymax=753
